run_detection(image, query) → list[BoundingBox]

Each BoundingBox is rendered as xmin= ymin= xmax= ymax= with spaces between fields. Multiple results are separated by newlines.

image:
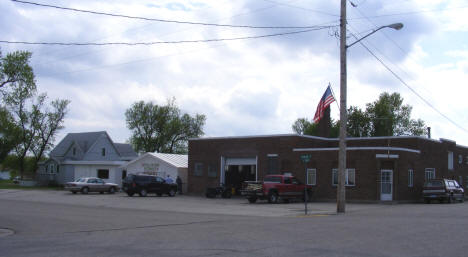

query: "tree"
xmin=365 ymin=92 xmax=426 ymax=137
xmin=347 ymin=106 xmax=371 ymax=137
xmin=1 ymin=49 xmax=69 ymax=178
xmin=0 ymin=50 xmax=36 ymax=95
xmin=126 ymin=99 xmax=206 ymax=154
xmin=292 ymin=92 xmax=426 ymax=138
xmin=292 ymin=117 xmax=339 ymax=137
xmin=0 ymin=49 xmax=36 ymax=163
xmin=30 ymin=98 xmax=70 ymax=172
xmin=0 ymin=107 xmax=21 ymax=161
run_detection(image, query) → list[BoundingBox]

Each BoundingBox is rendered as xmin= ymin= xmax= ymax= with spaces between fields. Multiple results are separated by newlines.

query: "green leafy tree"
xmin=0 ymin=50 xmax=36 ymax=95
xmin=0 ymin=49 xmax=36 ymax=161
xmin=292 ymin=117 xmax=339 ymax=137
xmin=347 ymin=106 xmax=371 ymax=137
xmin=126 ymin=99 xmax=206 ymax=154
xmin=30 ymin=98 xmax=70 ymax=172
xmin=365 ymin=92 xmax=426 ymax=137
xmin=293 ymin=92 xmax=426 ymax=138
xmin=0 ymin=107 xmax=21 ymax=161
xmin=1 ymin=49 xmax=70 ymax=177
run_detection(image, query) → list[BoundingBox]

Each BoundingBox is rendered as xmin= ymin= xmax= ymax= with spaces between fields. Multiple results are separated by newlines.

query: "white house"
xmin=121 ymin=153 xmax=188 ymax=193
xmin=37 ymin=131 xmax=138 ymax=186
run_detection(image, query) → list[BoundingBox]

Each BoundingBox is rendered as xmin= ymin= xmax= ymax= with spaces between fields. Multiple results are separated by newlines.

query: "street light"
xmin=347 ymin=23 xmax=404 ymax=48
xmin=337 ymin=0 xmax=403 ymax=213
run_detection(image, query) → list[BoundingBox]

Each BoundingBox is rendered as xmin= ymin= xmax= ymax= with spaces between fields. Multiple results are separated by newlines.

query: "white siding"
xmin=74 ymin=165 xmax=120 ymax=184
xmin=125 ymin=155 xmax=179 ymax=180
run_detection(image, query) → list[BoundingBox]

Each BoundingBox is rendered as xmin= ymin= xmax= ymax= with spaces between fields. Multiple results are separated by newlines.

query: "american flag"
xmin=313 ymin=84 xmax=335 ymax=123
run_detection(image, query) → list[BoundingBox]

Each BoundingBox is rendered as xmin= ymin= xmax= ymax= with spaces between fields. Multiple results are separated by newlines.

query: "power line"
xmin=261 ymin=0 xmax=339 ymax=17
xmin=348 ymin=4 xmax=468 ymax=20
xmin=12 ymin=0 xmax=325 ymax=29
xmin=0 ymin=27 xmax=334 ymax=46
xmin=351 ymin=35 xmax=468 ymax=134
xmin=348 ymin=7 xmax=436 ymax=99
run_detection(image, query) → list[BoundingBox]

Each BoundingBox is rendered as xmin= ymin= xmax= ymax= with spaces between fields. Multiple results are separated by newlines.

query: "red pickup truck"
xmin=240 ymin=174 xmax=313 ymax=203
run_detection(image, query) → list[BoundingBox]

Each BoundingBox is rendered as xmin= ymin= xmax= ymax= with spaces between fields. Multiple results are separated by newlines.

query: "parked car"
xmin=240 ymin=174 xmax=313 ymax=203
xmin=423 ymin=179 xmax=464 ymax=203
xmin=122 ymin=174 xmax=178 ymax=197
xmin=65 ymin=177 xmax=119 ymax=194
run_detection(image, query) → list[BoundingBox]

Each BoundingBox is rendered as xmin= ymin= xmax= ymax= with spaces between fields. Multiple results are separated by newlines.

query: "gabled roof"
xmin=114 ymin=143 xmax=138 ymax=158
xmin=50 ymin=131 xmax=137 ymax=159
xmin=123 ymin=152 xmax=188 ymax=169
xmin=149 ymin=153 xmax=188 ymax=168
xmin=50 ymin=131 xmax=105 ymax=157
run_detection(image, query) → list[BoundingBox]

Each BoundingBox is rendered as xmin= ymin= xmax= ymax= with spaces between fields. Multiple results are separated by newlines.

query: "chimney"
xmin=427 ymin=127 xmax=431 ymax=139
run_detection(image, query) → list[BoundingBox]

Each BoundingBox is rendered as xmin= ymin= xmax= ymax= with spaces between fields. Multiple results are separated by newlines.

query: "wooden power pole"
xmin=337 ymin=0 xmax=347 ymax=213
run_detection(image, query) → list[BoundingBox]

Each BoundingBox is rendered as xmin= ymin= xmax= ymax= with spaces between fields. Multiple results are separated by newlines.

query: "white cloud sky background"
xmin=1 ymin=0 xmax=468 ymax=147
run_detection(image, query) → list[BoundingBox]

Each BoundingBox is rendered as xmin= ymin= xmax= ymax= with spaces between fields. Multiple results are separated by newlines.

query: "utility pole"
xmin=337 ymin=0 xmax=347 ymax=213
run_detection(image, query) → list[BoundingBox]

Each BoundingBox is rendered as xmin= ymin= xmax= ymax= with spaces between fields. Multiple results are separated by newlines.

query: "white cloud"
xmin=2 ymin=0 xmax=468 ymax=146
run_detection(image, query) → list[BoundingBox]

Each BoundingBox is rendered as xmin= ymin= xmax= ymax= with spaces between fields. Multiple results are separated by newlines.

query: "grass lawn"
xmin=0 ymin=179 xmax=63 ymax=190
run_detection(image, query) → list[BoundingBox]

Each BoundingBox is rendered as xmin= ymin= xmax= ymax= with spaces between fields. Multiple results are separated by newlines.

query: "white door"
xmin=380 ymin=170 xmax=393 ymax=201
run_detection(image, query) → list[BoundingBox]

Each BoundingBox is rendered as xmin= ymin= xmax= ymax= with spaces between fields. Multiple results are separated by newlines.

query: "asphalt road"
xmin=1 ymin=190 xmax=468 ymax=257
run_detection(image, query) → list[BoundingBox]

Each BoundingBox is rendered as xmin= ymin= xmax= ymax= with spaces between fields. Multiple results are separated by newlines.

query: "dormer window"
xmin=73 ymin=147 xmax=76 ymax=156
xmin=102 ymin=148 xmax=106 ymax=156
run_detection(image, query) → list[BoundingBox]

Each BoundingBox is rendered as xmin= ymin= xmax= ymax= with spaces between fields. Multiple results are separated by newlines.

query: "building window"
xmin=448 ymin=151 xmax=453 ymax=170
xmin=97 ymin=169 xmax=109 ymax=179
xmin=459 ymin=154 xmax=463 ymax=164
xmin=425 ymin=168 xmax=435 ymax=181
xmin=102 ymin=148 xmax=106 ymax=156
xmin=307 ymin=169 xmax=316 ymax=185
xmin=459 ymin=176 xmax=463 ymax=186
xmin=408 ymin=169 xmax=414 ymax=187
xmin=47 ymin=163 xmax=56 ymax=174
xmin=465 ymin=176 xmax=468 ymax=189
xmin=122 ymin=170 xmax=127 ymax=179
xmin=332 ymin=169 xmax=355 ymax=186
xmin=207 ymin=165 xmax=217 ymax=178
xmin=73 ymin=147 xmax=76 ymax=156
xmin=194 ymin=163 xmax=203 ymax=176
xmin=466 ymin=156 xmax=468 ymax=165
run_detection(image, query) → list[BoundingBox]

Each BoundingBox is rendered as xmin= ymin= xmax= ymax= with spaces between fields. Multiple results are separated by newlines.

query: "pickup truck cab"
xmin=241 ymin=174 xmax=312 ymax=203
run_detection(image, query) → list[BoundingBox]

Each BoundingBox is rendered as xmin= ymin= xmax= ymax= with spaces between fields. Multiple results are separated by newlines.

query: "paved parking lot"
xmin=0 ymin=189 xmax=385 ymax=217
xmin=2 ymin=189 xmax=468 ymax=257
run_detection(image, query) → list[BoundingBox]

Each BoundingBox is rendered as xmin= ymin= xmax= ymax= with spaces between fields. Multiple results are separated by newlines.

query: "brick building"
xmin=188 ymin=134 xmax=468 ymax=202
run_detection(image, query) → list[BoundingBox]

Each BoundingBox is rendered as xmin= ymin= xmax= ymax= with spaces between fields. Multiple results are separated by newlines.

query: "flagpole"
xmin=328 ymin=83 xmax=340 ymax=111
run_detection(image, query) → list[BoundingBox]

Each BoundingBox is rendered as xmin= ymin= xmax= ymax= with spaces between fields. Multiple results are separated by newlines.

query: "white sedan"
xmin=65 ymin=177 xmax=119 ymax=194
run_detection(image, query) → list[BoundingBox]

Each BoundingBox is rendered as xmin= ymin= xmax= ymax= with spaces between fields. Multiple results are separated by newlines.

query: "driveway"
xmin=0 ymin=189 xmax=385 ymax=217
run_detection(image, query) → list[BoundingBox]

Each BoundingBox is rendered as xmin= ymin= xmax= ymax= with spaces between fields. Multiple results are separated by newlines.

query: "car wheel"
xmin=100 ymin=191 xmax=104 ymax=194
xmin=168 ymin=189 xmax=176 ymax=197
xmin=139 ymin=189 xmax=147 ymax=197
xmin=108 ymin=187 xmax=116 ymax=194
xmin=156 ymin=193 xmax=162 ymax=197
xmin=81 ymin=187 xmax=89 ymax=194
xmin=72 ymin=191 xmax=77 ymax=194
xmin=448 ymin=195 xmax=453 ymax=203
xmin=127 ymin=192 xmax=134 ymax=197
xmin=268 ymin=191 xmax=278 ymax=204
xmin=424 ymin=198 xmax=430 ymax=204
xmin=248 ymin=197 xmax=257 ymax=203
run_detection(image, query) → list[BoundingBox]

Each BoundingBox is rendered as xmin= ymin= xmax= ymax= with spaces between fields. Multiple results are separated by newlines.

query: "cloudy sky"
xmin=1 ymin=0 xmax=468 ymax=147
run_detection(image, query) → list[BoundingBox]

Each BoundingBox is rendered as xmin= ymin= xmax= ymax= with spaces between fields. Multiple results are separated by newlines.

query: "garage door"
xmin=225 ymin=158 xmax=257 ymax=166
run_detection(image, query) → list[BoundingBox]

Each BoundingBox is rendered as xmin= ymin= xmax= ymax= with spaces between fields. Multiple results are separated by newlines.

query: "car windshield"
xmin=124 ymin=174 xmax=134 ymax=182
xmin=425 ymin=180 xmax=443 ymax=187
